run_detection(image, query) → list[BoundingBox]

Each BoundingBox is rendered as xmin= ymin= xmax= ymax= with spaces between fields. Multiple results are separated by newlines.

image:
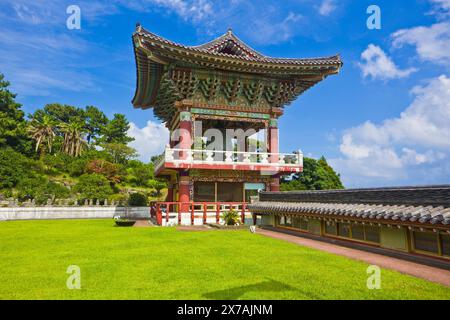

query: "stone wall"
xmin=0 ymin=206 xmax=151 ymax=221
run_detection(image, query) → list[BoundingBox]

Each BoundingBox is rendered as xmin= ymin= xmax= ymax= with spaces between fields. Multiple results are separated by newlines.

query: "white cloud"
xmin=318 ymin=0 xmax=336 ymax=16
xmin=428 ymin=0 xmax=450 ymax=18
xmin=118 ymin=0 xmax=305 ymax=44
xmin=250 ymin=12 xmax=303 ymax=44
xmin=358 ymin=44 xmax=417 ymax=80
xmin=331 ymin=75 xmax=450 ymax=187
xmin=392 ymin=22 xmax=450 ymax=65
xmin=131 ymin=0 xmax=213 ymax=23
xmin=128 ymin=121 xmax=170 ymax=161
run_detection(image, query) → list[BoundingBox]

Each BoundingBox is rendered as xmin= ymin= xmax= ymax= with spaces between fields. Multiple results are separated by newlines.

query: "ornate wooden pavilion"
xmin=132 ymin=23 xmax=342 ymax=224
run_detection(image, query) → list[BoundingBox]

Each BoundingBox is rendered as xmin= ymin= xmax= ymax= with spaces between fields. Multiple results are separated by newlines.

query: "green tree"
xmin=128 ymin=193 xmax=148 ymax=206
xmin=59 ymin=121 xmax=87 ymax=157
xmin=0 ymin=73 xmax=30 ymax=153
xmin=73 ymin=173 xmax=113 ymax=201
xmin=85 ymin=159 xmax=121 ymax=183
xmin=84 ymin=105 xmax=108 ymax=144
xmin=17 ymin=176 xmax=69 ymax=204
xmin=126 ymin=160 xmax=154 ymax=187
xmin=42 ymin=103 xmax=85 ymax=124
xmin=101 ymin=142 xmax=137 ymax=164
xmin=281 ymin=156 xmax=344 ymax=191
xmin=149 ymin=179 xmax=166 ymax=196
xmin=28 ymin=114 xmax=57 ymax=156
xmin=0 ymin=148 xmax=33 ymax=189
xmin=100 ymin=114 xmax=134 ymax=144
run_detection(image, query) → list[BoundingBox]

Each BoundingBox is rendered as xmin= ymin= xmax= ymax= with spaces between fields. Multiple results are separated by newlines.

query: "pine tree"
xmin=100 ymin=114 xmax=134 ymax=144
xmin=0 ymin=73 xmax=30 ymax=153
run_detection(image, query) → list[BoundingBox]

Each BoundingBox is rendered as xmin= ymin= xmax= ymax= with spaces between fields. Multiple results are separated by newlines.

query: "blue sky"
xmin=1 ymin=0 xmax=449 ymax=188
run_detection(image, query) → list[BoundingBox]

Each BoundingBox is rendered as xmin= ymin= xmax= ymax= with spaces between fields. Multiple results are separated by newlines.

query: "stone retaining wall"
xmin=0 ymin=207 xmax=151 ymax=221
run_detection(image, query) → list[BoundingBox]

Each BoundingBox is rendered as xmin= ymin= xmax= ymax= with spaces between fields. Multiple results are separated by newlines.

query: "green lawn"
xmin=0 ymin=219 xmax=449 ymax=300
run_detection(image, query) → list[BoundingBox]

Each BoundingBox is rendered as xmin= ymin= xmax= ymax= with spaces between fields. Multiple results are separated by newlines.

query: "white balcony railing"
xmin=155 ymin=146 xmax=303 ymax=172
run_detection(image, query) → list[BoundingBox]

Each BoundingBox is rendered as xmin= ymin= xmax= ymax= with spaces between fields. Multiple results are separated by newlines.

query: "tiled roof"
xmin=249 ymin=185 xmax=450 ymax=227
xmin=134 ymin=25 xmax=342 ymax=67
xmin=249 ymin=201 xmax=450 ymax=226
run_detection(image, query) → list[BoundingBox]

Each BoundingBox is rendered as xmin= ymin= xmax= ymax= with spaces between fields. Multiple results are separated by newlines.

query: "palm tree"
xmin=59 ymin=121 xmax=87 ymax=157
xmin=28 ymin=115 xmax=56 ymax=156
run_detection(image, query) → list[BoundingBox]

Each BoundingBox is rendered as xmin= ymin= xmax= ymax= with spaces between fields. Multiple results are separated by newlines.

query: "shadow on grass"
xmin=202 ymin=278 xmax=320 ymax=300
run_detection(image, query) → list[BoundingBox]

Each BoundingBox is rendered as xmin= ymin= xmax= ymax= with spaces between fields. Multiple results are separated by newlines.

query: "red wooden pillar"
xmin=156 ymin=203 xmax=162 ymax=226
xmin=178 ymin=109 xmax=192 ymax=160
xmin=179 ymin=176 xmax=190 ymax=213
xmin=166 ymin=205 xmax=169 ymax=223
xmin=166 ymin=185 xmax=174 ymax=202
xmin=268 ymin=118 xmax=279 ymax=164
xmin=269 ymin=177 xmax=280 ymax=192
xmin=178 ymin=203 xmax=181 ymax=225
xmin=216 ymin=203 xmax=220 ymax=224
xmin=190 ymin=203 xmax=195 ymax=225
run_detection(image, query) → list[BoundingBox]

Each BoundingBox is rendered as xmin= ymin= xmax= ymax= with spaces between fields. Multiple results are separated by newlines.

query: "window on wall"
xmin=194 ymin=182 xmax=215 ymax=202
xmin=277 ymin=215 xmax=292 ymax=227
xmin=217 ymin=182 xmax=243 ymax=202
xmin=325 ymin=222 xmax=337 ymax=235
xmin=285 ymin=216 xmax=292 ymax=227
xmin=441 ymin=233 xmax=450 ymax=257
xmin=292 ymin=217 xmax=301 ymax=229
xmin=337 ymin=223 xmax=350 ymax=238
xmin=413 ymin=231 xmax=439 ymax=254
xmin=364 ymin=225 xmax=380 ymax=243
xmin=291 ymin=217 xmax=308 ymax=230
xmin=351 ymin=224 xmax=365 ymax=241
xmin=333 ymin=222 xmax=380 ymax=244
xmin=300 ymin=219 xmax=308 ymax=230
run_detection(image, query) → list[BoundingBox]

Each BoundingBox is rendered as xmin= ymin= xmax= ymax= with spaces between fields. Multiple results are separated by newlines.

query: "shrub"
xmin=85 ymin=159 xmax=121 ymax=183
xmin=67 ymin=158 xmax=88 ymax=177
xmin=109 ymin=193 xmax=128 ymax=205
xmin=73 ymin=173 xmax=113 ymax=201
xmin=0 ymin=148 xmax=33 ymax=189
xmin=42 ymin=152 xmax=71 ymax=172
xmin=16 ymin=176 xmax=46 ymax=202
xmin=125 ymin=160 xmax=154 ymax=187
xmin=148 ymin=179 xmax=166 ymax=196
xmin=128 ymin=193 xmax=148 ymax=206
xmin=221 ymin=209 xmax=241 ymax=226
xmin=16 ymin=176 xmax=70 ymax=204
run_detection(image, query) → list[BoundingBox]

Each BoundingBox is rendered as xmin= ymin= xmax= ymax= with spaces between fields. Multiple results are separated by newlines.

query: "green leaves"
xmin=73 ymin=173 xmax=114 ymax=201
xmin=281 ymin=156 xmax=344 ymax=191
xmin=99 ymin=114 xmax=134 ymax=145
xmin=0 ymin=73 xmax=30 ymax=152
xmin=221 ymin=209 xmax=241 ymax=225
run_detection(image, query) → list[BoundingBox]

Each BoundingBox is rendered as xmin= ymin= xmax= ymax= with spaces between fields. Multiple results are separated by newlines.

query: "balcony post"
xmin=298 ymin=149 xmax=304 ymax=167
xmin=166 ymin=205 xmax=169 ymax=223
xmin=178 ymin=203 xmax=181 ymax=225
xmin=203 ymin=203 xmax=207 ymax=224
xmin=191 ymin=203 xmax=195 ymax=225
xmin=241 ymin=204 xmax=245 ymax=224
